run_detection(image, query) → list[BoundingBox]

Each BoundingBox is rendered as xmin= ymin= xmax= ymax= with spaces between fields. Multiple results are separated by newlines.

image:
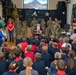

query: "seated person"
xmin=3 ymin=61 xmax=19 ymax=75
xmin=32 ymin=52 xmax=47 ymax=75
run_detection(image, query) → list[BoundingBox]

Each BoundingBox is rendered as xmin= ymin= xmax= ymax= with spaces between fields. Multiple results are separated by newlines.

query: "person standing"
xmin=30 ymin=17 xmax=38 ymax=34
xmin=55 ymin=18 xmax=61 ymax=38
xmin=41 ymin=19 xmax=46 ymax=34
xmin=47 ymin=17 xmax=52 ymax=36
xmin=15 ymin=18 xmax=22 ymax=38
xmin=21 ymin=20 xmax=28 ymax=37
xmin=7 ymin=18 xmax=15 ymax=42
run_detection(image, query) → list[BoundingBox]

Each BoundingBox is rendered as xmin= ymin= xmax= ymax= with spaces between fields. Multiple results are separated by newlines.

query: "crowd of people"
xmin=0 ymin=16 xmax=76 ymax=75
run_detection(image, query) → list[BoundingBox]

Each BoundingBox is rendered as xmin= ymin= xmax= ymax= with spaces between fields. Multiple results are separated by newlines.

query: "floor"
xmin=7 ymin=27 xmax=32 ymax=47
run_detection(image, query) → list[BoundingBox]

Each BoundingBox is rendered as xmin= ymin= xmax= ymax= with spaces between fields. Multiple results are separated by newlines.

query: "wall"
xmin=12 ymin=0 xmax=23 ymax=8
xmin=67 ymin=0 xmax=76 ymax=24
xmin=12 ymin=0 xmax=65 ymax=9
xmin=48 ymin=0 xmax=65 ymax=10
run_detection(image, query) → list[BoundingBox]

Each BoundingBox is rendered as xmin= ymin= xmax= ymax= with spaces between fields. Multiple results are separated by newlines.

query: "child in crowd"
xmin=0 ymin=52 xmax=10 ymax=75
xmin=16 ymin=35 xmax=22 ymax=46
xmin=56 ymin=59 xmax=67 ymax=75
xmin=24 ymin=45 xmax=34 ymax=62
xmin=41 ymin=46 xmax=54 ymax=67
xmin=14 ymin=49 xmax=24 ymax=73
xmin=18 ymin=37 xmax=28 ymax=52
xmin=50 ymin=43 xmax=60 ymax=57
xmin=33 ymin=52 xmax=47 ymax=75
xmin=61 ymin=47 xmax=68 ymax=60
xmin=48 ymin=52 xmax=61 ymax=75
xmin=19 ymin=57 xmax=39 ymax=75
xmin=3 ymin=61 xmax=19 ymax=75
xmin=31 ymin=40 xmax=38 ymax=52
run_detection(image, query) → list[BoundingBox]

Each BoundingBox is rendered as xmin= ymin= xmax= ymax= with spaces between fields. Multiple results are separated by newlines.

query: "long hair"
xmin=23 ymin=57 xmax=32 ymax=75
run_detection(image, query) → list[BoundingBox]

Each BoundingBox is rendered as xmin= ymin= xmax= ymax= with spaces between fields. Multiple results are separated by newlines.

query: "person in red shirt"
xmin=31 ymin=40 xmax=38 ymax=52
xmin=7 ymin=18 xmax=14 ymax=42
xmin=56 ymin=59 xmax=67 ymax=75
xmin=58 ymin=38 xmax=63 ymax=49
xmin=24 ymin=45 xmax=34 ymax=62
xmin=18 ymin=37 xmax=28 ymax=52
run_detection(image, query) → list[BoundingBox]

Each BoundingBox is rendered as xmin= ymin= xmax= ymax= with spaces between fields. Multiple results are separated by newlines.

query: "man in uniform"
xmin=41 ymin=19 xmax=46 ymax=34
xmin=47 ymin=17 xmax=52 ymax=36
xmin=21 ymin=20 xmax=28 ymax=37
xmin=55 ymin=18 xmax=61 ymax=39
xmin=15 ymin=18 xmax=22 ymax=38
xmin=30 ymin=17 xmax=38 ymax=35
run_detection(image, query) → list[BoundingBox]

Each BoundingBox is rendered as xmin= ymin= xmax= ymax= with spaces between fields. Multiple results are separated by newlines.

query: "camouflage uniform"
xmin=47 ymin=19 xmax=52 ymax=36
xmin=30 ymin=19 xmax=38 ymax=34
xmin=21 ymin=20 xmax=28 ymax=37
xmin=41 ymin=19 xmax=46 ymax=34
xmin=15 ymin=19 xmax=22 ymax=37
xmin=54 ymin=18 xmax=61 ymax=39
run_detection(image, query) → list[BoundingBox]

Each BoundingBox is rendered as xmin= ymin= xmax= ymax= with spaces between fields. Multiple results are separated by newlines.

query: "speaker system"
xmin=56 ymin=1 xmax=66 ymax=28
xmin=57 ymin=1 xmax=66 ymax=9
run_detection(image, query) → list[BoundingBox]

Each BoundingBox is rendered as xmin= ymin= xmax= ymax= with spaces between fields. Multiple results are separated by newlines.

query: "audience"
xmin=1 ymin=17 xmax=76 ymax=75
xmin=19 ymin=57 xmax=39 ymax=75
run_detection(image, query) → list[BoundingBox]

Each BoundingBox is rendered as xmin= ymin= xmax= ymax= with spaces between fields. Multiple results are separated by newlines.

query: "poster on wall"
xmin=23 ymin=0 xmax=48 ymax=10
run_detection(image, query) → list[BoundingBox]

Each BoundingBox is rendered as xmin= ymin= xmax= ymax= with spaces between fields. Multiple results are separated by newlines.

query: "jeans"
xmin=9 ymin=30 xmax=14 ymax=42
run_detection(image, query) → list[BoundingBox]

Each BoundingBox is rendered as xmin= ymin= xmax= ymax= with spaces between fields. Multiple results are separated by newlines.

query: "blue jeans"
xmin=9 ymin=30 xmax=14 ymax=42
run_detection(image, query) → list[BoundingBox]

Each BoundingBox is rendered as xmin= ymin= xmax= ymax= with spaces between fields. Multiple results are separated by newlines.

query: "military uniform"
xmin=15 ymin=19 xmax=22 ymax=37
xmin=55 ymin=20 xmax=61 ymax=39
xmin=41 ymin=19 xmax=46 ymax=34
xmin=30 ymin=19 xmax=38 ymax=35
xmin=47 ymin=19 xmax=52 ymax=36
xmin=21 ymin=20 xmax=28 ymax=37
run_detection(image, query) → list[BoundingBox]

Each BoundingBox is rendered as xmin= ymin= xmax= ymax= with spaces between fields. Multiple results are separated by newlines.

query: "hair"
xmin=39 ymin=42 xmax=45 ymax=48
xmin=49 ymin=41 xmax=53 ymax=46
xmin=67 ymin=50 xmax=75 ymax=70
xmin=59 ymin=37 xmax=63 ymax=42
xmin=61 ymin=47 xmax=66 ymax=53
xmin=68 ymin=50 xmax=75 ymax=59
xmin=9 ymin=61 xmax=19 ymax=70
xmin=3 ymin=42 xmax=8 ymax=47
xmin=42 ymin=46 xmax=48 ymax=53
xmin=32 ymin=40 xmax=36 ymax=45
xmin=22 ymin=37 xmax=26 ymax=42
xmin=41 ymin=39 xmax=45 ymax=43
xmin=14 ymin=49 xmax=21 ymax=57
xmin=64 ymin=37 xmax=69 ymax=43
xmin=0 ymin=52 xmax=5 ymax=61
xmin=35 ymin=52 xmax=41 ymax=61
xmin=53 ymin=43 xmax=58 ymax=48
xmin=23 ymin=57 xmax=33 ymax=75
xmin=54 ymin=52 xmax=61 ymax=59
xmin=65 ymin=44 xmax=70 ymax=50
xmin=26 ymin=45 xmax=32 ymax=51
xmin=57 ymin=59 xmax=66 ymax=71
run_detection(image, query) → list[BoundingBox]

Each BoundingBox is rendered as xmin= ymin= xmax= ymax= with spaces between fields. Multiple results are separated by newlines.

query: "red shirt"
xmin=7 ymin=22 xmax=14 ymax=31
xmin=15 ymin=57 xmax=22 ymax=61
xmin=57 ymin=70 xmax=66 ymax=75
xmin=32 ymin=44 xmax=38 ymax=51
xmin=58 ymin=42 xmax=63 ymax=49
xmin=20 ymin=42 xmax=28 ymax=52
xmin=24 ymin=51 xmax=34 ymax=62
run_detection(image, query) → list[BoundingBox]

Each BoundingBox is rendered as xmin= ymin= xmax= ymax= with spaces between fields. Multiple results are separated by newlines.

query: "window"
xmin=23 ymin=0 xmax=48 ymax=10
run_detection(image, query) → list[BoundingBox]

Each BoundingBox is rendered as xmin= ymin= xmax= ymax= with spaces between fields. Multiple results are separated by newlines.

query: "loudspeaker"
xmin=56 ymin=1 xmax=66 ymax=28
xmin=57 ymin=1 xmax=66 ymax=9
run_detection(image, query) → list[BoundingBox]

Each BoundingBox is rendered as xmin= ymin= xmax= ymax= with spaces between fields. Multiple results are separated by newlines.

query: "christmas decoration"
xmin=12 ymin=4 xmax=19 ymax=21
